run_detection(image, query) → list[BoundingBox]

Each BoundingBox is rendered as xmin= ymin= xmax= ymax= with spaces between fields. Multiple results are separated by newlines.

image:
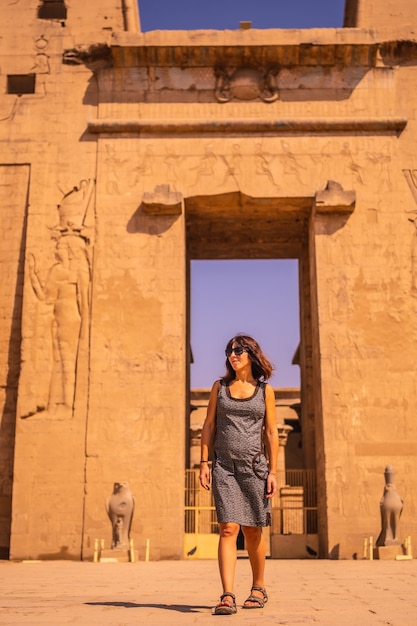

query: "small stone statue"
xmin=106 ymin=482 xmax=135 ymax=549
xmin=376 ymin=465 xmax=403 ymax=547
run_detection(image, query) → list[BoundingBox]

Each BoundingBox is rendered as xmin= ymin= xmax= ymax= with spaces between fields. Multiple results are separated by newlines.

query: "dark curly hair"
xmin=222 ymin=334 xmax=274 ymax=383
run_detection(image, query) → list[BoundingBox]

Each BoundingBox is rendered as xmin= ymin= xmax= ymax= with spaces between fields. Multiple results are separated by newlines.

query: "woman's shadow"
xmin=85 ymin=601 xmax=212 ymax=614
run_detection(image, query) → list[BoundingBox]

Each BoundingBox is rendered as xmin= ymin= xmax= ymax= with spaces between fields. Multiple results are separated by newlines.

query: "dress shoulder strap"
xmin=258 ymin=380 xmax=266 ymax=398
xmin=218 ymin=379 xmax=226 ymax=396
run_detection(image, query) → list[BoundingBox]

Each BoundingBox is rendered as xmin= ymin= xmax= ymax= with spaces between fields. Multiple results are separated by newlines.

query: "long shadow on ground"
xmin=85 ymin=601 xmax=212 ymax=614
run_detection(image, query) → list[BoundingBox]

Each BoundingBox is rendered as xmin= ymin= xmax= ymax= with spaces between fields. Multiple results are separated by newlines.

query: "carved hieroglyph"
xmin=23 ymin=179 xmax=95 ymax=418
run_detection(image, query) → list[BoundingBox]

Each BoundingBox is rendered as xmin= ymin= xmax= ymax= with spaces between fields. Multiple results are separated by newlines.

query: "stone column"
xmin=277 ymin=423 xmax=293 ymax=487
xmin=274 ymin=424 xmax=293 ymax=533
xmin=189 ymin=427 xmax=202 ymax=469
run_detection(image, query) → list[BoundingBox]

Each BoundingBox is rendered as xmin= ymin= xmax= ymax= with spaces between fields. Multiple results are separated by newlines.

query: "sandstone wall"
xmin=0 ymin=0 xmax=103 ymax=559
xmin=0 ymin=166 xmax=29 ymax=557
xmin=344 ymin=0 xmax=416 ymax=32
xmin=92 ymin=27 xmax=416 ymax=559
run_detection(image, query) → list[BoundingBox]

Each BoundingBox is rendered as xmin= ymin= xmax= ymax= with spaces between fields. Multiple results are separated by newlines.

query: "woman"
xmin=199 ymin=334 xmax=278 ymax=615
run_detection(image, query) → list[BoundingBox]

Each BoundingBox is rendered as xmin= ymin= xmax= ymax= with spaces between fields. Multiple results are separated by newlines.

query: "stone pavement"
xmin=1 ymin=558 xmax=416 ymax=626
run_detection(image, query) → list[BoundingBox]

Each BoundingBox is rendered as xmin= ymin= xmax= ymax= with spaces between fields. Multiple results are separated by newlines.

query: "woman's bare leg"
xmin=217 ymin=522 xmax=240 ymax=600
xmin=241 ymin=525 xmax=266 ymax=606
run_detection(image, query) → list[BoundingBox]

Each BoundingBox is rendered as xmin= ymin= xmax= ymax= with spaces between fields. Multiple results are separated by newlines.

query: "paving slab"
xmin=0 ymin=558 xmax=416 ymax=626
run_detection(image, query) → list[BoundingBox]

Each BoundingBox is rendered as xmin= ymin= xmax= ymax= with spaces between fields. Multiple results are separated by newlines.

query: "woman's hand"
xmin=266 ymin=472 xmax=277 ymax=499
xmin=199 ymin=463 xmax=211 ymax=490
xmin=199 ymin=381 xmax=219 ymax=491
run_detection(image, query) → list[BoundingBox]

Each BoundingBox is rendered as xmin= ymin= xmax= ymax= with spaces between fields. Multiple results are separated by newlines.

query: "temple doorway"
xmin=184 ymin=191 xmax=320 ymax=558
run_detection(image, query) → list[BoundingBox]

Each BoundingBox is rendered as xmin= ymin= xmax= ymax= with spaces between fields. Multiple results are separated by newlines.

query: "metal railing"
xmin=185 ymin=468 xmax=317 ymax=535
xmin=185 ymin=469 xmax=218 ymax=534
xmin=272 ymin=469 xmax=318 ymax=534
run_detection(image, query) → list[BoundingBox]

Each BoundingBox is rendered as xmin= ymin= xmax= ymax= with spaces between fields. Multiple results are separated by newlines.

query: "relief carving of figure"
xmin=106 ymin=482 xmax=135 ymax=549
xmin=254 ymin=143 xmax=280 ymax=188
xmin=376 ymin=465 xmax=403 ymax=547
xmin=366 ymin=145 xmax=392 ymax=192
xmin=164 ymin=146 xmax=184 ymax=192
xmin=131 ymin=145 xmax=154 ymax=186
xmin=280 ymin=140 xmax=306 ymax=186
xmin=104 ymin=144 xmax=128 ymax=195
xmin=341 ymin=142 xmax=364 ymax=185
xmin=190 ymin=144 xmax=218 ymax=187
xmin=27 ymin=179 xmax=95 ymax=418
xmin=219 ymin=144 xmax=243 ymax=188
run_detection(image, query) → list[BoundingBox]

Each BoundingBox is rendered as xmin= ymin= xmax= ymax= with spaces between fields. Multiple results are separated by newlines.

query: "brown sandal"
xmin=214 ymin=592 xmax=237 ymax=615
xmin=242 ymin=585 xmax=268 ymax=609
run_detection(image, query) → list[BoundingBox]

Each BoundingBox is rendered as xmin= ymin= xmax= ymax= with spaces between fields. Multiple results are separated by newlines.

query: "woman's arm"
xmin=199 ymin=380 xmax=219 ymax=490
xmin=264 ymin=383 xmax=278 ymax=499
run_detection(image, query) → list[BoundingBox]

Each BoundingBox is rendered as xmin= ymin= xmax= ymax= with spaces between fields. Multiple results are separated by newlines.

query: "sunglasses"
xmin=225 ymin=346 xmax=248 ymax=357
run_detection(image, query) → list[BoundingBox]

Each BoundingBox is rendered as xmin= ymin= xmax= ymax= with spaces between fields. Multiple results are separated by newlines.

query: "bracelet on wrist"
xmin=200 ymin=460 xmax=209 ymax=463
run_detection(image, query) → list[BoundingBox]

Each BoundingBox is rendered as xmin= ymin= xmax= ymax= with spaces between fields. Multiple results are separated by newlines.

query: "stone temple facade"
xmin=0 ymin=0 xmax=416 ymax=560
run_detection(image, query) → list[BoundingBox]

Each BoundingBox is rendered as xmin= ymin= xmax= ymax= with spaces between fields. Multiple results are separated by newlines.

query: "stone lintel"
xmin=314 ymin=181 xmax=356 ymax=215
xmin=142 ymin=184 xmax=183 ymax=215
xmin=113 ymin=28 xmax=376 ymax=48
xmin=62 ymin=35 xmax=417 ymax=72
xmin=110 ymin=30 xmax=417 ymax=68
xmin=88 ymin=117 xmax=407 ymax=136
xmin=111 ymin=42 xmax=379 ymax=69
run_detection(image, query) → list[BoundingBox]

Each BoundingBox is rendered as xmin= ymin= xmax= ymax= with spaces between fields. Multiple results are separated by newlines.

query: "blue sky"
xmin=138 ymin=1 xmax=346 ymax=388
xmin=139 ymin=1 xmax=346 ymax=31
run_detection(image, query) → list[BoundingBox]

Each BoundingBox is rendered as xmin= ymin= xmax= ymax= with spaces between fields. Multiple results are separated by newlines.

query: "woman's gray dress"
xmin=212 ymin=380 xmax=271 ymax=527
